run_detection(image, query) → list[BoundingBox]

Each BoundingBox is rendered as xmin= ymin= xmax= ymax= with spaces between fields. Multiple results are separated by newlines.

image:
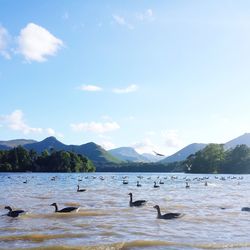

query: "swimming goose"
xmin=50 ymin=203 xmax=79 ymax=213
xmin=154 ymin=181 xmax=160 ymax=188
xmin=153 ymin=205 xmax=182 ymax=220
xmin=4 ymin=206 xmax=25 ymax=217
xmin=128 ymin=193 xmax=146 ymax=207
xmin=77 ymin=185 xmax=86 ymax=192
xmin=241 ymin=207 xmax=250 ymax=212
xmin=136 ymin=181 xmax=142 ymax=187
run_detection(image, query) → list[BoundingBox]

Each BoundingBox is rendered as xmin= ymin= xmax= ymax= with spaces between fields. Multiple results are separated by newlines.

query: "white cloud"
xmin=101 ymin=140 xmax=116 ymax=150
xmin=0 ymin=25 xmax=11 ymax=59
xmin=0 ymin=110 xmax=43 ymax=134
xmin=78 ymin=85 xmax=102 ymax=92
xmin=0 ymin=110 xmax=63 ymax=137
xmin=112 ymin=84 xmax=138 ymax=94
xmin=136 ymin=9 xmax=154 ymax=21
xmin=132 ymin=138 xmax=158 ymax=154
xmin=17 ymin=23 xmax=63 ymax=62
xmin=161 ymin=129 xmax=184 ymax=148
xmin=70 ymin=121 xmax=120 ymax=133
xmin=113 ymin=15 xmax=134 ymax=29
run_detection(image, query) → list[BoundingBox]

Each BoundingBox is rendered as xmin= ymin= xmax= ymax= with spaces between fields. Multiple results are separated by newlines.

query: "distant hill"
xmin=224 ymin=133 xmax=250 ymax=150
xmin=109 ymin=147 xmax=148 ymax=162
xmin=22 ymin=137 xmax=121 ymax=167
xmin=0 ymin=139 xmax=37 ymax=148
xmin=160 ymin=143 xmax=207 ymax=163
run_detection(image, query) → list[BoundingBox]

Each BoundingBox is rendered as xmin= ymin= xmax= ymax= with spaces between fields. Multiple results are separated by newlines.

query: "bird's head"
xmin=128 ymin=193 xmax=132 ymax=196
xmin=50 ymin=203 xmax=56 ymax=206
xmin=4 ymin=206 xmax=12 ymax=211
xmin=153 ymin=205 xmax=159 ymax=210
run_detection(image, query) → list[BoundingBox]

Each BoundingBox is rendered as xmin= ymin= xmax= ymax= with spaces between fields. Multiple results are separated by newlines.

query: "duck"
xmin=153 ymin=181 xmax=160 ymax=188
xmin=4 ymin=206 xmax=25 ymax=218
xmin=128 ymin=193 xmax=146 ymax=207
xmin=50 ymin=203 xmax=79 ymax=213
xmin=153 ymin=205 xmax=182 ymax=220
xmin=77 ymin=185 xmax=86 ymax=192
xmin=241 ymin=207 xmax=250 ymax=212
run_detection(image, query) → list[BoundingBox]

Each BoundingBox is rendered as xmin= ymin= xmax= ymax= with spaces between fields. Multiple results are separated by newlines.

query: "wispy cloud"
xmin=0 ymin=25 xmax=11 ymax=59
xmin=112 ymin=84 xmax=138 ymax=94
xmin=17 ymin=23 xmax=63 ymax=62
xmin=161 ymin=129 xmax=184 ymax=148
xmin=0 ymin=110 xmax=63 ymax=137
xmin=70 ymin=121 xmax=120 ymax=133
xmin=113 ymin=15 xmax=134 ymax=30
xmin=78 ymin=85 xmax=102 ymax=92
xmin=136 ymin=9 xmax=154 ymax=22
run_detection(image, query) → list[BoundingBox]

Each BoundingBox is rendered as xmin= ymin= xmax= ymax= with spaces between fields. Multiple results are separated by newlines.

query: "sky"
xmin=1 ymin=0 xmax=250 ymax=156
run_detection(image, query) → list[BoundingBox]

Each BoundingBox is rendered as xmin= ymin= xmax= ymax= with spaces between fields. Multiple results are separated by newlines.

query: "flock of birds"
xmin=2 ymin=174 xmax=249 ymax=219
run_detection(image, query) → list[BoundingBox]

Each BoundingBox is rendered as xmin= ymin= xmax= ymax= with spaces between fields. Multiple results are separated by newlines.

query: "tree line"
xmin=0 ymin=146 xmax=95 ymax=172
xmin=185 ymin=144 xmax=250 ymax=174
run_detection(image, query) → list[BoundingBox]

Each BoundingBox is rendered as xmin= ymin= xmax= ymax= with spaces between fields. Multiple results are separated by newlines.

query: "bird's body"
xmin=241 ymin=207 xmax=250 ymax=212
xmin=128 ymin=193 xmax=146 ymax=207
xmin=50 ymin=203 xmax=78 ymax=213
xmin=153 ymin=205 xmax=182 ymax=220
xmin=4 ymin=206 xmax=25 ymax=218
xmin=77 ymin=185 xmax=86 ymax=192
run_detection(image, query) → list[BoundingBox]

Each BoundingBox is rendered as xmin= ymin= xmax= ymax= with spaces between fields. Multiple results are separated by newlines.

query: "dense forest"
xmin=185 ymin=144 xmax=250 ymax=174
xmin=0 ymin=146 xmax=95 ymax=172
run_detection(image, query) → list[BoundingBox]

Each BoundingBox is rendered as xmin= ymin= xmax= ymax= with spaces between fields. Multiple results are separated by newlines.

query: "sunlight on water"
xmin=1 ymin=172 xmax=250 ymax=250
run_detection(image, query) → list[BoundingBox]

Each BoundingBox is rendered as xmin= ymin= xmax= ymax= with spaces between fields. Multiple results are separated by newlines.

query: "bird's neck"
xmin=129 ymin=195 xmax=132 ymax=203
xmin=156 ymin=208 xmax=161 ymax=218
xmin=54 ymin=204 xmax=58 ymax=212
xmin=6 ymin=207 xmax=12 ymax=212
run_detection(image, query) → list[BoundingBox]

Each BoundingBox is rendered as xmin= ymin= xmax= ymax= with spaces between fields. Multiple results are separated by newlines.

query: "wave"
xmin=1 ymin=240 xmax=250 ymax=250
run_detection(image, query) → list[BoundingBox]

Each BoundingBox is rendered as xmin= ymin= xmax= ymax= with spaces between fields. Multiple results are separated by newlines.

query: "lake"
xmin=0 ymin=172 xmax=250 ymax=250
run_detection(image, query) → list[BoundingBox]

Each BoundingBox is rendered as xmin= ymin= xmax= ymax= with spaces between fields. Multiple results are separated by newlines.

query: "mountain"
xmin=24 ymin=137 xmax=67 ymax=153
xmin=224 ymin=133 xmax=250 ymax=150
xmin=109 ymin=147 xmax=148 ymax=162
xmin=22 ymin=137 xmax=121 ymax=167
xmin=0 ymin=139 xmax=37 ymax=148
xmin=160 ymin=143 xmax=207 ymax=163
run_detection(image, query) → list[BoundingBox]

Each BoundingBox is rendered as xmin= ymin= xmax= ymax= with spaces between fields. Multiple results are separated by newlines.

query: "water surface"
xmin=1 ymin=172 xmax=250 ymax=250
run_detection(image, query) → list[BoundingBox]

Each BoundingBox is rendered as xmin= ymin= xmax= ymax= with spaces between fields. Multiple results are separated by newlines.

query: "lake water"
xmin=0 ymin=172 xmax=250 ymax=250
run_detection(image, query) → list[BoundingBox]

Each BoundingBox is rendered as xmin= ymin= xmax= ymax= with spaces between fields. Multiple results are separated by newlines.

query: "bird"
xmin=153 ymin=205 xmax=182 ymax=220
xmin=154 ymin=181 xmax=160 ymax=188
xmin=128 ymin=193 xmax=146 ymax=207
xmin=185 ymin=182 xmax=190 ymax=188
xmin=77 ymin=185 xmax=86 ymax=192
xmin=241 ymin=207 xmax=250 ymax=212
xmin=4 ymin=206 xmax=25 ymax=218
xmin=153 ymin=151 xmax=165 ymax=156
xmin=50 ymin=203 xmax=79 ymax=213
xmin=123 ymin=180 xmax=128 ymax=184
xmin=136 ymin=181 xmax=142 ymax=187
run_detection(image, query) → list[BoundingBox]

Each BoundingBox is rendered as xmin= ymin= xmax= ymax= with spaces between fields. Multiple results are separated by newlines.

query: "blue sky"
xmin=1 ymin=0 xmax=250 ymax=155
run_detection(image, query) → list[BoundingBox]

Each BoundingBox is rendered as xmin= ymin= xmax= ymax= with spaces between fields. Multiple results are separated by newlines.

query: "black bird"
xmin=4 ymin=206 xmax=25 ymax=218
xmin=128 ymin=193 xmax=146 ymax=207
xmin=136 ymin=181 xmax=142 ymax=187
xmin=153 ymin=205 xmax=182 ymax=220
xmin=50 ymin=203 xmax=79 ymax=213
xmin=77 ymin=185 xmax=86 ymax=192
xmin=154 ymin=181 xmax=160 ymax=188
xmin=241 ymin=207 xmax=250 ymax=212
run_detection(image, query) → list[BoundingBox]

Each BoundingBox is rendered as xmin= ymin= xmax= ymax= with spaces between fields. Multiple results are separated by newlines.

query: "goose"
xmin=153 ymin=205 xmax=182 ymax=220
xmin=128 ymin=193 xmax=146 ymax=207
xmin=154 ymin=181 xmax=160 ymax=188
xmin=123 ymin=180 xmax=128 ymax=184
xmin=185 ymin=182 xmax=190 ymax=188
xmin=50 ymin=203 xmax=79 ymax=213
xmin=241 ymin=207 xmax=250 ymax=212
xmin=77 ymin=185 xmax=86 ymax=192
xmin=4 ymin=206 xmax=25 ymax=218
xmin=137 ymin=181 xmax=142 ymax=187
